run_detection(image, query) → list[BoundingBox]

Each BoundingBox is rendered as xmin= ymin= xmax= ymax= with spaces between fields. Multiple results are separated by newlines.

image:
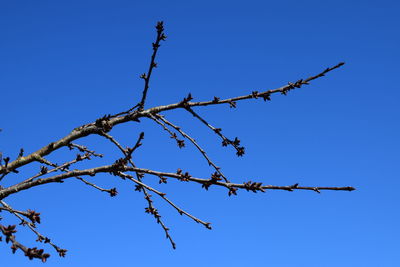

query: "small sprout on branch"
xmin=243 ymin=181 xmax=265 ymax=193
xmin=18 ymin=149 xmax=24 ymax=158
xmin=3 ymin=157 xmax=10 ymax=168
xmin=95 ymin=115 xmax=113 ymax=132
xmin=135 ymin=185 xmax=143 ymax=192
xmin=180 ymin=93 xmax=193 ymax=107
xmin=152 ymin=42 xmax=160 ymax=50
xmin=2 ymin=224 xmax=17 ymax=241
xmin=75 ymin=154 xmax=83 ymax=161
xmin=228 ymin=187 xmax=238 ymax=196
xmin=109 ymin=188 xmax=118 ymax=197
xmin=262 ymin=92 xmax=271 ymax=101
xmin=177 ymin=139 xmax=185 ymax=148
xmin=236 ymin=147 xmax=245 ymax=157
xmin=57 ymin=248 xmax=67 ymax=257
xmin=158 ymin=176 xmax=168 ymax=184
xmin=213 ymin=128 xmax=222 ymax=134
xmin=202 ymin=172 xmax=223 ymax=190
xmin=211 ymin=172 xmax=222 ymax=182
xmin=180 ymin=172 xmax=191 ymax=182
xmin=155 ymin=21 xmax=164 ymax=32
xmin=40 ymin=166 xmax=48 ymax=175
xmin=26 ymin=210 xmax=41 ymax=224
xmin=145 ymin=207 xmax=160 ymax=219
xmin=160 ymin=33 xmax=167 ymax=41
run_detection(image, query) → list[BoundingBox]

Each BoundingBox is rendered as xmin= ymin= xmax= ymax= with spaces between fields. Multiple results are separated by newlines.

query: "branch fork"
xmin=0 ymin=22 xmax=353 ymax=261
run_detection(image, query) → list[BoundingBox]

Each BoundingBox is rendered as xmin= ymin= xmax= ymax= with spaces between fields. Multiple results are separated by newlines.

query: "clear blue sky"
xmin=1 ymin=1 xmax=399 ymax=266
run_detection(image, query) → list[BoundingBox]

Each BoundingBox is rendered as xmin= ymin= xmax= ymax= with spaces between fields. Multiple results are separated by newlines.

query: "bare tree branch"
xmin=0 ymin=224 xmax=50 ymax=262
xmin=0 ymin=201 xmax=66 ymax=261
xmin=0 ymin=164 xmax=354 ymax=201
xmin=150 ymin=113 xmax=231 ymax=182
xmin=117 ymin=172 xmax=211 ymax=229
xmin=0 ymin=21 xmax=353 ymax=261
xmin=99 ymin=131 xmax=177 ymax=248
xmin=138 ymin=21 xmax=167 ymax=111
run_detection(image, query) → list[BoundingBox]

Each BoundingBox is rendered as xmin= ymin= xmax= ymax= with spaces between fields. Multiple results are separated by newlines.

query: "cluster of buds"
xmin=176 ymin=169 xmax=191 ymax=182
xmin=179 ymin=93 xmax=193 ymax=107
xmin=243 ymin=181 xmax=265 ymax=193
xmin=26 ymin=210 xmax=41 ymax=224
xmin=202 ymin=172 xmax=223 ymax=190
xmin=222 ymin=137 xmax=245 ymax=157
xmin=95 ymin=115 xmax=113 ymax=132
xmin=170 ymin=133 xmax=185 ymax=148
xmin=0 ymin=225 xmax=51 ymax=262
xmin=21 ymin=247 xmax=50 ymax=262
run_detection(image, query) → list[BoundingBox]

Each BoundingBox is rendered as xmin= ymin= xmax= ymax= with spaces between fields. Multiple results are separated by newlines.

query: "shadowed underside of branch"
xmin=0 ymin=21 xmax=354 ymax=262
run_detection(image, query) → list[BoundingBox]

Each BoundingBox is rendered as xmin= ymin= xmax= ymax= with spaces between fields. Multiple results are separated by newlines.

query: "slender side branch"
xmin=150 ymin=113 xmax=230 ymax=183
xmin=68 ymin=143 xmax=104 ymax=158
xmin=0 ymin=207 xmax=41 ymax=229
xmin=117 ymin=172 xmax=211 ymax=229
xmin=146 ymin=62 xmax=345 ymax=113
xmin=133 ymin=168 xmax=356 ymax=194
xmin=18 ymin=153 xmax=93 ymax=186
xmin=75 ymin=177 xmax=117 ymax=196
xmin=138 ymin=21 xmax=166 ymax=110
xmin=0 ymin=224 xmax=50 ymax=262
xmin=0 ymin=164 xmax=355 ymax=200
xmin=0 ymin=201 xmax=66 ymax=260
xmin=185 ymin=107 xmax=244 ymax=156
xmin=0 ymin=63 xmax=345 ymax=177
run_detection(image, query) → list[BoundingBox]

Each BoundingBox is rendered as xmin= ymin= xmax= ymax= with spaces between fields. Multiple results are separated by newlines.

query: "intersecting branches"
xmin=0 ymin=61 xmax=345 ymax=177
xmin=0 ymin=21 xmax=354 ymax=262
xmin=99 ymin=131 xmax=177 ymax=248
xmin=149 ymin=113 xmax=231 ymax=183
xmin=17 ymin=151 xmax=96 ymax=186
xmin=116 ymin=172 xmax=211 ymax=229
xmin=0 ymin=201 xmax=66 ymax=262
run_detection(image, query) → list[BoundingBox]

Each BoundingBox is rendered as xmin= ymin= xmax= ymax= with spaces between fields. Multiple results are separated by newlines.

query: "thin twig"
xmin=117 ymin=172 xmax=211 ymax=229
xmin=147 ymin=62 xmax=345 ymax=113
xmin=138 ymin=21 xmax=166 ymax=110
xmin=151 ymin=113 xmax=231 ymax=183
xmin=0 ymin=201 xmax=66 ymax=257
xmin=185 ymin=107 xmax=244 ymax=156
xmin=68 ymin=143 xmax=103 ymax=158
xmin=0 ymin=63 xmax=345 ymax=176
xmin=0 ymin=164 xmax=354 ymax=200
xmin=0 ymin=207 xmax=34 ymax=221
xmin=17 ymin=153 xmax=93 ymax=186
xmin=0 ymin=223 xmax=50 ymax=262
xmin=75 ymin=177 xmax=117 ymax=196
xmin=99 ymin=131 xmax=177 ymax=248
